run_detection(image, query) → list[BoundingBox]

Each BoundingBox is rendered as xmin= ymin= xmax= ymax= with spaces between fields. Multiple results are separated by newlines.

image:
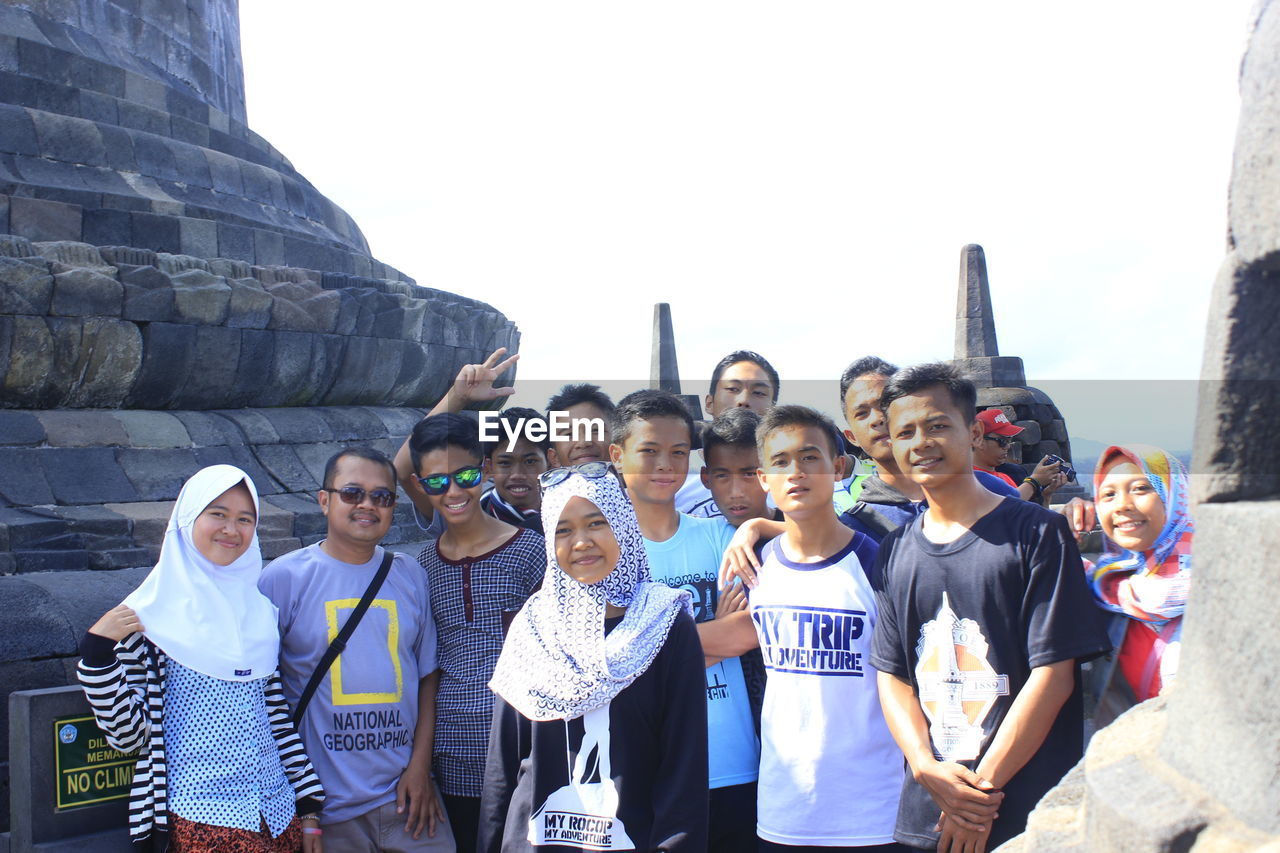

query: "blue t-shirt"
xmin=643 ymin=514 xmax=760 ymax=789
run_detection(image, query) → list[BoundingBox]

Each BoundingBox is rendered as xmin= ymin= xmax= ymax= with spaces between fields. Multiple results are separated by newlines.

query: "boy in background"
xmin=545 ymin=383 xmax=615 ymax=468
xmin=609 ymin=389 xmax=761 ymax=852
xmin=689 ymin=407 xmax=777 ymax=525
xmin=479 ymin=406 xmax=550 ymax=534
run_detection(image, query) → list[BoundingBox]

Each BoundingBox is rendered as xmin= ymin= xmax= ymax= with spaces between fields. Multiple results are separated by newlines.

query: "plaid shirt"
xmin=418 ymin=527 xmax=544 ymax=797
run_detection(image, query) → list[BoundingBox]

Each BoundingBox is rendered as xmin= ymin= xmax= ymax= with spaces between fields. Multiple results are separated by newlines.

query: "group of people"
xmin=77 ymin=347 xmax=1195 ymax=853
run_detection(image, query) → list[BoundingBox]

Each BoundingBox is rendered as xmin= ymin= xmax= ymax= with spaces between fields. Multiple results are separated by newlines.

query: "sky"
xmin=239 ymin=2 xmax=1256 ymax=453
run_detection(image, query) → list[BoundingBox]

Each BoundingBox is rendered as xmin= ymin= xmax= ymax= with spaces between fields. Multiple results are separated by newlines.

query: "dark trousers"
xmin=709 ymin=781 xmax=758 ymax=852
xmin=441 ymin=793 xmax=480 ymax=853
xmin=759 ymin=841 xmax=911 ymax=853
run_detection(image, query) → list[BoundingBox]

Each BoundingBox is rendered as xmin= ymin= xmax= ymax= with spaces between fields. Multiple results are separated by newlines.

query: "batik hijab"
xmin=489 ymin=471 xmax=692 ymax=722
xmin=1088 ymin=444 xmax=1193 ymax=627
xmin=122 ymin=465 xmax=280 ymax=682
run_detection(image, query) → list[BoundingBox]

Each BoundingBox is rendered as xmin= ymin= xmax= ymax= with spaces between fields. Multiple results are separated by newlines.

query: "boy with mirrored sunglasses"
xmin=409 ymin=413 xmax=544 ymax=853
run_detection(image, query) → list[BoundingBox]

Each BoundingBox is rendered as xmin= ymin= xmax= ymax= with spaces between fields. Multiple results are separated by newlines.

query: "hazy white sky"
xmin=240 ymin=2 xmax=1254 ymax=450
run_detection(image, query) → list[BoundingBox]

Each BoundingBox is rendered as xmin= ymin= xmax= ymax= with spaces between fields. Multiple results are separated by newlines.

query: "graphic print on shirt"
xmin=914 ymin=593 xmax=1010 ymax=761
xmin=666 ymin=573 xmax=718 ymax=623
xmin=529 ymin=705 xmax=636 ymax=851
xmin=752 ymin=604 xmax=867 ymax=676
xmin=325 ymin=598 xmax=402 ymax=705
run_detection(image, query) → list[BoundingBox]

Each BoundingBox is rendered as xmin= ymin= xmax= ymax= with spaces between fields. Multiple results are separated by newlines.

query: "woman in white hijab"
xmin=77 ymin=465 xmax=324 ymax=853
xmin=479 ymin=463 xmax=709 ymax=852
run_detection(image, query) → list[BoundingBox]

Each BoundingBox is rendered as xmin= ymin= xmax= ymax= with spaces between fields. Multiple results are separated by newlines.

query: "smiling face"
xmin=609 ymin=416 xmax=691 ymax=506
xmin=489 ymin=437 xmax=548 ymax=511
xmin=701 ymin=444 xmax=770 ymax=527
xmin=554 ymin=495 xmax=621 ymax=586
xmin=842 ymin=373 xmax=892 ymax=466
xmin=191 ymin=483 xmax=257 ymax=566
xmin=1096 ymin=458 xmax=1167 ymax=553
xmin=886 ymin=385 xmax=981 ymax=489
xmin=757 ymin=424 xmax=844 ymax=519
xmin=706 ymin=361 xmax=775 ymax=418
xmin=319 ymin=453 xmax=397 ymax=552
xmin=549 ymin=402 xmax=613 ymax=467
xmin=416 ymin=445 xmax=486 ymax=526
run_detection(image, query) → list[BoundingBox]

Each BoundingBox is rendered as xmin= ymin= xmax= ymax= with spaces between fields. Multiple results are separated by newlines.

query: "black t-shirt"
xmin=870 ymin=497 xmax=1110 ymax=849
xmin=479 ymin=612 xmax=709 ymax=852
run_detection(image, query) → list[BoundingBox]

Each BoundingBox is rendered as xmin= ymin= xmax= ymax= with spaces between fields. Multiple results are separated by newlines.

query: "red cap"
xmin=977 ymin=409 xmax=1024 ymax=437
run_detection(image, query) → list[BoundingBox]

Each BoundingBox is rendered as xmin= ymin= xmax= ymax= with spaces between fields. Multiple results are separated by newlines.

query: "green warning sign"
xmin=53 ymin=715 xmax=137 ymax=810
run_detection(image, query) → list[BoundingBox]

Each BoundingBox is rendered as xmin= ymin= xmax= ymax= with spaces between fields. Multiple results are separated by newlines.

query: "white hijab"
xmin=489 ymin=471 xmax=692 ymax=721
xmin=122 ymin=464 xmax=280 ymax=682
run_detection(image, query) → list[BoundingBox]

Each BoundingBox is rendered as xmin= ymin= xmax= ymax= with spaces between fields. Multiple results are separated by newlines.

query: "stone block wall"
xmin=0 ymin=235 xmax=519 ymax=409
xmin=976 ymin=386 xmax=1073 ymax=469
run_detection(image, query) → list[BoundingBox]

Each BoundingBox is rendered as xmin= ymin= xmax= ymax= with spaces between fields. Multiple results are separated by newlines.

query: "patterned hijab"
xmin=489 ymin=470 xmax=692 ymax=722
xmin=1088 ymin=444 xmax=1193 ymax=627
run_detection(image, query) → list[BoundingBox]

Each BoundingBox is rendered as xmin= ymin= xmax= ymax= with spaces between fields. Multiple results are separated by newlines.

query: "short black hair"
xmin=708 ymin=350 xmax=780 ymax=402
xmin=482 ymin=407 xmax=551 ymax=458
xmin=702 ymin=408 xmax=761 ymax=462
xmin=838 ymin=355 xmax=898 ymax=409
xmin=756 ymin=404 xmax=844 ymax=460
xmin=879 ymin=362 xmax=977 ymax=425
xmin=409 ymin=413 xmax=483 ymax=473
xmin=547 ymin=383 xmax=616 ymax=417
xmin=323 ymin=446 xmax=397 ymax=490
xmin=612 ymin=389 xmax=694 ymax=448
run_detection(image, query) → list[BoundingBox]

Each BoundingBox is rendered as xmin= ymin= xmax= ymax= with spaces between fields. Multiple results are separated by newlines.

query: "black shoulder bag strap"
xmin=292 ymin=551 xmax=395 ymax=725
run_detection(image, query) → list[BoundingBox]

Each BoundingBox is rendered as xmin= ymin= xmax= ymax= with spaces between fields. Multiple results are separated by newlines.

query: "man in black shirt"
xmin=870 ymin=363 xmax=1110 ymax=852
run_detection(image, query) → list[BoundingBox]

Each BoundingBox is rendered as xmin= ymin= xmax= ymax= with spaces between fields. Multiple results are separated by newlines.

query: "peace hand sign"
xmin=444 ymin=347 xmax=519 ymax=409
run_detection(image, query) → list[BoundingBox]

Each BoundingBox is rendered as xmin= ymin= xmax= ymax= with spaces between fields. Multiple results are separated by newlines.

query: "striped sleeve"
xmin=76 ymin=633 xmax=150 ymax=754
xmin=265 ymin=672 xmax=325 ymax=808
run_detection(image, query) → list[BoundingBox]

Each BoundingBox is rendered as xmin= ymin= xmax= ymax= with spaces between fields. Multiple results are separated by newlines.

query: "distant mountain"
xmin=1065 ymin=437 xmax=1192 ymax=495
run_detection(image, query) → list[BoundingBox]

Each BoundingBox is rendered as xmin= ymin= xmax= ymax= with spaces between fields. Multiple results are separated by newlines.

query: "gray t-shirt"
xmin=259 ymin=543 xmax=438 ymax=824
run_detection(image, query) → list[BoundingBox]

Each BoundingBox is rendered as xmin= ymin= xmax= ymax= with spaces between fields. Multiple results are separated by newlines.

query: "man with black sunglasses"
xmin=259 ymin=447 xmax=455 ymax=851
xmin=409 ymin=413 xmax=544 ymax=853
xmin=973 ymin=410 xmax=1065 ymax=504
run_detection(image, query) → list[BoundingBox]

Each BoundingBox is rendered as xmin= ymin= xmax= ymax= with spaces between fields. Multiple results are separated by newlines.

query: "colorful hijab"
xmin=122 ymin=465 xmax=280 ymax=682
xmin=489 ymin=470 xmax=692 ymax=722
xmin=1088 ymin=444 xmax=1193 ymax=626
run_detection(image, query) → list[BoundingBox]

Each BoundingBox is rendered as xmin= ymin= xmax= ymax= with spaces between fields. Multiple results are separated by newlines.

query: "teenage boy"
xmin=545 ymin=382 xmax=616 ymax=468
xmin=259 ymin=447 xmax=453 ymax=850
xmin=738 ymin=405 xmax=904 ymax=850
xmin=479 ymin=406 xmax=550 ymax=534
xmin=972 ymin=409 xmax=1065 ymax=505
xmin=609 ymin=389 xmax=761 ymax=853
xmin=394 ymin=347 xmax=519 ymax=524
xmin=410 ymin=413 xmax=545 ymax=853
xmin=871 ymin=363 xmax=1111 ymax=851
xmin=676 ymin=350 xmax=781 ymax=513
xmin=688 ymin=408 xmax=777 ymax=524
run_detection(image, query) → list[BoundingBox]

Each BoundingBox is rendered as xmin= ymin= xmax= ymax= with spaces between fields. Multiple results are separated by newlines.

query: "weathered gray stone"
xmin=169 ymin=325 xmax=240 ymax=409
xmin=0 ymin=233 xmax=35 ymax=258
xmin=0 ymin=412 xmax=45 ymax=446
xmin=169 ymin=267 xmax=230 ymax=325
xmin=0 ymin=449 xmax=55 ymax=506
xmin=1012 ymin=419 xmax=1042 ymax=445
xmin=1 ymin=315 xmax=56 ymax=406
xmin=41 ymin=447 xmax=138 ymax=504
xmin=191 ymin=445 xmax=282 ymax=495
xmin=253 ymin=444 xmax=320 ymax=493
xmin=118 ymin=262 xmax=174 ymax=321
xmin=49 ymin=266 xmax=121 ymax=317
xmin=117 ymin=448 xmax=200 ymax=501
xmin=0 ymin=256 xmax=54 ymax=314
xmin=48 ymin=317 xmax=142 ymax=407
xmin=8 ymin=196 xmax=80 ymax=242
xmin=225 ymin=276 xmax=273 ymax=329
xmin=124 ymin=321 xmax=195 ymax=408
xmin=111 ymin=411 xmax=191 ymax=448
xmin=36 ymin=409 xmax=128 ymax=448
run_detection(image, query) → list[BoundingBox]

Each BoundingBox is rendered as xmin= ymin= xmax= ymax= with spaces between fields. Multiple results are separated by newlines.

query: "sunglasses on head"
xmin=538 ymin=461 xmax=617 ymax=492
xmin=418 ymin=465 xmax=484 ymax=495
xmin=984 ymin=434 xmax=1012 ymax=449
xmin=323 ymin=486 xmax=397 ymax=508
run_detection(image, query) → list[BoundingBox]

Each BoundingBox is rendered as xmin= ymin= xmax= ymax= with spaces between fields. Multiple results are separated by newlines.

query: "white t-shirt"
xmin=750 ymin=533 xmax=902 ymax=846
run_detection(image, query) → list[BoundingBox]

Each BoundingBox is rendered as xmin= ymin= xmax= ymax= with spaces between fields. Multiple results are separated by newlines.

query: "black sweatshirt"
xmin=478 ymin=611 xmax=709 ymax=852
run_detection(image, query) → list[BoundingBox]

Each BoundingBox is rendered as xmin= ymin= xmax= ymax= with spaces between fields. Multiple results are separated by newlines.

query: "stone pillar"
xmin=951 ymin=244 xmax=1026 ymax=388
xmin=1007 ymin=3 xmax=1280 ymax=849
xmin=651 ymin=302 xmax=681 ymax=394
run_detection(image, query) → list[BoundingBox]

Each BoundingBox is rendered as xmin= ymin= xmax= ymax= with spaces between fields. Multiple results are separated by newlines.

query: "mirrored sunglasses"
xmin=538 ymin=460 xmax=616 ymax=491
xmin=418 ymin=465 xmax=484 ymax=495
xmin=323 ymin=486 xmax=397 ymax=508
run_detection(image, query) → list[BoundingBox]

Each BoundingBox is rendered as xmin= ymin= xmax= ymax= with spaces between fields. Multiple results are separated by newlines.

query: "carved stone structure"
xmin=950 ymin=244 xmax=1079 ymax=494
xmin=0 ymin=1 xmax=519 ymax=834
xmin=648 ymin=302 xmax=703 ymax=420
xmin=1007 ymin=4 xmax=1280 ymax=849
